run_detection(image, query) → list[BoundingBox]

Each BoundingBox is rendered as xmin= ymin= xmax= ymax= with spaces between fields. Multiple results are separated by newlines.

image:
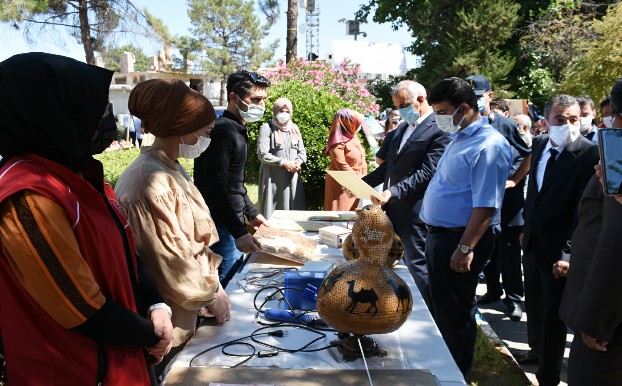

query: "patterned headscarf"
xmin=128 ymin=79 xmax=216 ymax=137
xmin=324 ymin=108 xmax=365 ymax=156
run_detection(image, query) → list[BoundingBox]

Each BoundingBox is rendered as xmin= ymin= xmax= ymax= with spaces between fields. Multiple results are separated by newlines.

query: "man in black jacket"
xmin=194 ymin=70 xmax=271 ymax=285
xmin=363 ymin=80 xmax=451 ymax=311
xmin=521 ymin=94 xmax=599 ymax=386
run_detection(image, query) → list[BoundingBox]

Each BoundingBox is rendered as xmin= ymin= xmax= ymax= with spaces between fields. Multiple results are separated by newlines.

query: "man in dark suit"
xmin=361 ymin=80 xmax=451 ymax=311
xmin=560 ymin=79 xmax=622 ymax=385
xmin=521 ymin=94 xmax=599 ymax=386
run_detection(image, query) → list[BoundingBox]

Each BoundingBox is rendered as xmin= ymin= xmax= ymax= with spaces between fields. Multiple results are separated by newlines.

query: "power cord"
xmin=188 ymin=326 xmax=335 ymax=368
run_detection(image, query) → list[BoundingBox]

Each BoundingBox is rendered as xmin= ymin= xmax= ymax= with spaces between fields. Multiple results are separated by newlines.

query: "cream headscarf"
xmin=271 ymin=97 xmax=301 ymax=146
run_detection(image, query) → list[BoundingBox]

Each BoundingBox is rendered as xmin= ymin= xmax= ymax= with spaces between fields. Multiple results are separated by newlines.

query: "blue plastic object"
xmin=284 ymin=271 xmax=325 ymax=310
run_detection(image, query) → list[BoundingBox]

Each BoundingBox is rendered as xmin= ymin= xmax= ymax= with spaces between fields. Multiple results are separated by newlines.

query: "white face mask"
xmin=179 ymin=133 xmax=211 ymax=159
xmin=276 ymin=112 xmax=291 ymax=124
xmin=237 ymin=98 xmax=265 ymax=123
xmin=579 ymin=117 xmax=593 ymax=133
xmin=436 ymin=106 xmax=465 ymax=133
xmin=603 ymin=116 xmax=614 ymax=128
xmin=548 ymin=123 xmax=580 ymax=147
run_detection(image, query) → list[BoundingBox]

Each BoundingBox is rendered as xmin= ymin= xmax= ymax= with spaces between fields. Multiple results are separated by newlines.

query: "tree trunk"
xmin=220 ymin=75 xmax=227 ymax=106
xmin=285 ymin=0 xmax=298 ymax=63
xmin=78 ymin=0 xmax=95 ymax=64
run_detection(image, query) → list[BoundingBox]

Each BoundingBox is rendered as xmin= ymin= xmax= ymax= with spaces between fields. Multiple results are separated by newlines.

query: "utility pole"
xmin=286 ymin=0 xmax=298 ymax=63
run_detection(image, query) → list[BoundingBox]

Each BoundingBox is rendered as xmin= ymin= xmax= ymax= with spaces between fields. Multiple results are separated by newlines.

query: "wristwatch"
xmin=457 ymin=244 xmax=474 ymax=254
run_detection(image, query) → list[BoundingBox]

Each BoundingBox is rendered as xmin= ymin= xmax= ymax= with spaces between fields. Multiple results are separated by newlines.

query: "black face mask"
xmin=90 ymin=112 xmax=118 ymax=154
xmin=391 ymin=119 xmax=399 ymax=125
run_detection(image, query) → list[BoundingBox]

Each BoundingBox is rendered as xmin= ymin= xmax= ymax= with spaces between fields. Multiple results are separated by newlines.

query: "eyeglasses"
xmin=232 ymin=70 xmax=271 ymax=91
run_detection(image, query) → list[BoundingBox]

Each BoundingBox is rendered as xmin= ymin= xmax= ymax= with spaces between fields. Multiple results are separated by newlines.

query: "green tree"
xmin=356 ymin=0 xmax=521 ymax=90
xmin=100 ymin=43 xmax=149 ymax=71
xmin=0 ymin=0 xmax=157 ymax=65
xmin=172 ymin=35 xmax=202 ymax=73
xmin=559 ymin=3 xmax=622 ymax=103
xmin=188 ymin=0 xmax=278 ymax=105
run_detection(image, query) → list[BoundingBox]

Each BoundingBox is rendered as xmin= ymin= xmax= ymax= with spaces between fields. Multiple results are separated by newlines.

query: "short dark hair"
xmin=575 ymin=95 xmax=595 ymax=110
xmin=226 ymin=70 xmax=271 ymax=97
xmin=610 ymin=79 xmax=622 ymax=115
xmin=543 ymin=94 xmax=578 ymax=120
xmin=428 ymin=77 xmax=478 ymax=111
xmin=490 ymin=98 xmax=509 ymax=113
xmin=600 ymin=96 xmax=611 ymax=111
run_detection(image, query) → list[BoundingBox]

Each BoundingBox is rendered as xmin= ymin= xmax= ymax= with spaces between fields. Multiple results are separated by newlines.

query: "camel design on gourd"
xmin=321 ymin=269 xmax=344 ymax=295
xmin=345 ymin=280 xmax=378 ymax=316
xmin=387 ymin=276 xmax=411 ymax=314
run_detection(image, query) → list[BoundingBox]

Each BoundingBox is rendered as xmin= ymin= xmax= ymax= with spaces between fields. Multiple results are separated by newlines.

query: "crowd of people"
xmin=0 ymin=51 xmax=621 ymax=386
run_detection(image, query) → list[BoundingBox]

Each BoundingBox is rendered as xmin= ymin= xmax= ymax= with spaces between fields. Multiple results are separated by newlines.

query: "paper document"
xmin=326 ymin=170 xmax=383 ymax=201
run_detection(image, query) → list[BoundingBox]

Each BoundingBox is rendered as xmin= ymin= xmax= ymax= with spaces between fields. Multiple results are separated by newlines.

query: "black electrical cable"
xmin=189 ymin=332 xmax=267 ymax=367
xmin=250 ymin=324 xmax=336 ymax=354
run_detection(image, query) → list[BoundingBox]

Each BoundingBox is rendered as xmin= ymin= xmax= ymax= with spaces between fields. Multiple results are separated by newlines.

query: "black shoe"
xmin=508 ymin=303 xmax=523 ymax=321
xmin=514 ymin=349 xmax=539 ymax=364
xmin=477 ymin=292 xmax=502 ymax=305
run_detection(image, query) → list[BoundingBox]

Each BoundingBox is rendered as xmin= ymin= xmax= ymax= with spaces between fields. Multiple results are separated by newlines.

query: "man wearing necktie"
xmin=520 ymin=94 xmax=599 ymax=386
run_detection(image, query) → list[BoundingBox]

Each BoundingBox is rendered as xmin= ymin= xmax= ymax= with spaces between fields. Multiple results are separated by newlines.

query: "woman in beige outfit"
xmin=115 ymin=79 xmax=231 ymax=374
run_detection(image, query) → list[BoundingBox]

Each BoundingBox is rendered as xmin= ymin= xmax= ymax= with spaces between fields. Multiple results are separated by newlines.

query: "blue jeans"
xmin=211 ymin=225 xmax=243 ymax=286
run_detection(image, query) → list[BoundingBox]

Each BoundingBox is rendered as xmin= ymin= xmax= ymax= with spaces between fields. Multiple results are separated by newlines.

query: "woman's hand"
xmin=145 ymin=308 xmax=173 ymax=364
xmin=205 ymin=286 xmax=231 ymax=324
xmin=282 ymin=160 xmax=300 ymax=172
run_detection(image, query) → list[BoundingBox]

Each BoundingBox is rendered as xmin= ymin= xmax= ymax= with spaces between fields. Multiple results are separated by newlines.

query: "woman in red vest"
xmin=0 ymin=53 xmax=172 ymax=385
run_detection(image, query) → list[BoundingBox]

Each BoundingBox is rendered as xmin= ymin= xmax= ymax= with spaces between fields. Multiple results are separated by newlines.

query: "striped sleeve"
xmin=0 ymin=190 xmax=106 ymax=328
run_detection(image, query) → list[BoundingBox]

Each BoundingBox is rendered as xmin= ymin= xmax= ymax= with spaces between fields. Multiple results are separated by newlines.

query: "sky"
xmin=0 ymin=1 xmax=417 ymax=68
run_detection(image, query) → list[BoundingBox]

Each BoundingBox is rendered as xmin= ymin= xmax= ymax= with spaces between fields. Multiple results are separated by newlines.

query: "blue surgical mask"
xmin=477 ymin=97 xmax=486 ymax=114
xmin=398 ymin=105 xmax=420 ymax=124
xmin=237 ymin=98 xmax=265 ymax=123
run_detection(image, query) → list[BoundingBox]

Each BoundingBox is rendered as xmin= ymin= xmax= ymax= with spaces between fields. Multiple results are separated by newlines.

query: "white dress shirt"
xmin=398 ymin=110 xmax=433 ymax=152
xmin=536 ymin=139 xmax=566 ymax=191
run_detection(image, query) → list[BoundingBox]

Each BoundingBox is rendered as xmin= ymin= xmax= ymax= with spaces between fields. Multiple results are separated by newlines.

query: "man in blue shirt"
xmin=420 ymin=77 xmax=511 ymax=379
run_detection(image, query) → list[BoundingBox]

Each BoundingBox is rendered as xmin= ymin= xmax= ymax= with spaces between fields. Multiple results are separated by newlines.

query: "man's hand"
xmin=341 ymin=186 xmax=355 ymax=198
xmin=505 ymin=179 xmax=517 ymax=189
xmin=249 ymin=214 xmax=269 ymax=229
xmin=595 ymin=164 xmax=622 ymax=204
xmin=205 ymin=286 xmax=231 ymax=325
xmin=146 ymin=308 xmax=173 ymax=364
xmin=450 ymin=249 xmax=474 ymax=273
xmin=581 ymin=332 xmax=608 ymax=351
xmin=234 ymin=233 xmax=261 ymax=254
xmin=552 ymin=260 xmax=570 ymax=278
xmin=371 ymin=190 xmax=392 ymax=205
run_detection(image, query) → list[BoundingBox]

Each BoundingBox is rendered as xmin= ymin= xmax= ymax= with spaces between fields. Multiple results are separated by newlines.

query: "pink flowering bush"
xmin=264 ymin=57 xmax=379 ymax=115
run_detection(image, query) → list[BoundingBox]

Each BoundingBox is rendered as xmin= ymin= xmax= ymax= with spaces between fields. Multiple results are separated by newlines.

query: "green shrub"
xmin=247 ymin=79 xmax=366 ymax=210
xmin=94 ymin=148 xmax=194 ymax=188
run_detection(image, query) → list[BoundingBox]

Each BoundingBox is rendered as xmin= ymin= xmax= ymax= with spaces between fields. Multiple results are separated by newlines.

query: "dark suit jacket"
xmin=522 ymin=135 xmax=599 ymax=264
xmin=501 ymin=146 xmax=525 ymax=227
xmin=560 ymin=176 xmax=622 ymax=379
xmin=362 ymin=113 xmax=451 ymax=226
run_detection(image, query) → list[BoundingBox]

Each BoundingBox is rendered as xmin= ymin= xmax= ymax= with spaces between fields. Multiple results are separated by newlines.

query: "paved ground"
xmin=476 ymin=282 xmax=571 ymax=386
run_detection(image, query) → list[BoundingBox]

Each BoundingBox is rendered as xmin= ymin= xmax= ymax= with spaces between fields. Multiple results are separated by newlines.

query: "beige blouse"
xmin=115 ymin=147 xmax=221 ymax=346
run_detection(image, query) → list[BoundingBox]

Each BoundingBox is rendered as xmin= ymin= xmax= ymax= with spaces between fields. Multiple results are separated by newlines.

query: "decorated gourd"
xmin=317 ymin=205 xmax=412 ymax=335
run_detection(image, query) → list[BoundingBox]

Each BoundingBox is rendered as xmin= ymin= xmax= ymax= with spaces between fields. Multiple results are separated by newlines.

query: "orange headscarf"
xmin=128 ymin=79 xmax=216 ymax=137
xmin=324 ymin=108 xmax=365 ymax=156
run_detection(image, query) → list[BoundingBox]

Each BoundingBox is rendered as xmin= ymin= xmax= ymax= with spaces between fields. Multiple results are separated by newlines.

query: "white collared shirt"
xmin=536 ymin=139 xmax=566 ymax=191
xmin=398 ymin=110 xmax=433 ymax=152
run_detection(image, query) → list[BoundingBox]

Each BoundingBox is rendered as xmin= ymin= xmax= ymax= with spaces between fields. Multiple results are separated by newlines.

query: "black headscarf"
xmin=0 ymin=52 xmax=114 ymax=172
